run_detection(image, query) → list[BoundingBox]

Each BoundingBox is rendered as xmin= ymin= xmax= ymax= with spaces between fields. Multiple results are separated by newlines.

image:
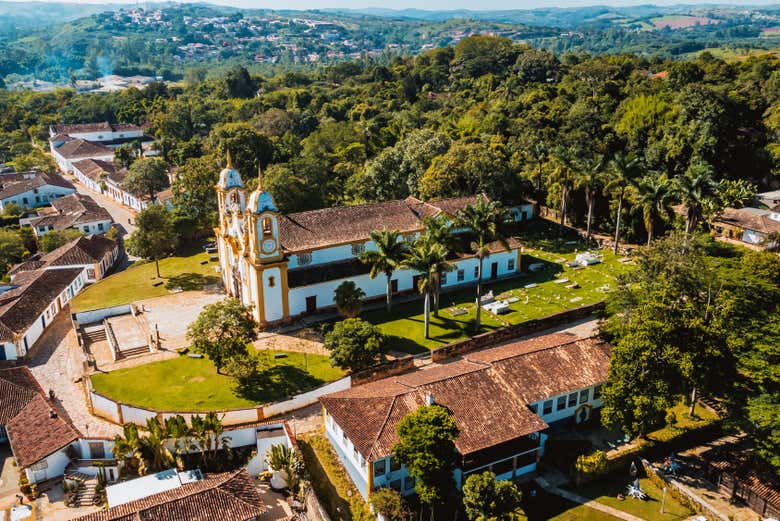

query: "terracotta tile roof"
xmin=10 ymin=235 xmax=116 ymax=276
xmin=71 ymin=470 xmax=266 ymax=521
xmin=0 ymin=367 xmax=40 ymax=424
xmin=51 ymin=122 xmax=113 ymax=134
xmin=29 ymin=193 xmax=112 ymax=230
xmin=6 ymin=394 xmax=80 ymax=467
xmin=0 ymin=267 xmax=83 ymax=341
xmin=321 ymin=334 xmax=611 ymax=460
xmin=713 ymin=207 xmax=780 ymax=235
xmin=71 ymin=159 xmax=121 ymax=182
xmin=279 ymin=195 xmax=481 ymax=252
xmin=51 ymin=137 xmax=113 ymax=159
xmin=0 ymin=171 xmax=75 ymax=200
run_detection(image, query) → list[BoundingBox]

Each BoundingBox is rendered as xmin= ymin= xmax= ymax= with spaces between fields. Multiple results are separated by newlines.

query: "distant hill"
xmin=0 ymin=1 xmax=126 ymax=35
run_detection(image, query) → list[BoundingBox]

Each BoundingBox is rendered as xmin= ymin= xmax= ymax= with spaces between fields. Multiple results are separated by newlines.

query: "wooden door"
xmin=490 ymin=262 xmax=499 ymax=280
xmin=305 ymin=296 xmax=317 ymax=314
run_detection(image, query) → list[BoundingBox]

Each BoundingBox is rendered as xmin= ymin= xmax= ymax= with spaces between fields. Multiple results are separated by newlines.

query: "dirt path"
xmin=252 ymin=329 xmax=329 ymax=356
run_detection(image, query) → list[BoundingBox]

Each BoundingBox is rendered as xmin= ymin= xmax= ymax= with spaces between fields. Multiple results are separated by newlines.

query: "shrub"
xmin=575 ymin=450 xmax=608 ymax=483
xmin=370 ymin=487 xmax=406 ymax=520
xmin=334 ymin=280 xmax=366 ymax=318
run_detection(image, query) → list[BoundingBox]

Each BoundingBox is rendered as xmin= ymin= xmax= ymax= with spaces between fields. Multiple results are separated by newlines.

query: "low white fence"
xmin=74 ymin=304 xmax=132 ymax=326
xmin=87 ymin=375 xmax=352 ymax=427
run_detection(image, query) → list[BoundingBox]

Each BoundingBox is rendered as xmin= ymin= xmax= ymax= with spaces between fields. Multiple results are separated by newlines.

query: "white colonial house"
xmin=71 ymin=158 xmax=173 ymax=212
xmin=0 ymin=171 xmax=76 ymax=211
xmin=10 ymin=235 xmax=120 ymax=283
xmin=0 ymin=267 xmax=86 ymax=360
xmin=0 ymin=367 xmax=118 ymax=486
xmin=49 ymin=122 xmax=145 ymax=143
xmin=319 ymin=333 xmax=610 ymax=500
xmin=215 ymin=160 xmax=534 ymax=325
xmin=26 ymin=193 xmax=113 ymax=237
xmin=49 ymin=122 xmax=157 ymax=173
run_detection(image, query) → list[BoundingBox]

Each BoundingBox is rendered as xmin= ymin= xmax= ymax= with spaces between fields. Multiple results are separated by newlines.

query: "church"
xmin=214 ymin=158 xmax=533 ymax=326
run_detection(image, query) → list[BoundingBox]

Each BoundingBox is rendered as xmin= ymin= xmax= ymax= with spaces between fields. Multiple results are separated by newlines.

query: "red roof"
xmin=321 ymin=334 xmax=611 ymax=460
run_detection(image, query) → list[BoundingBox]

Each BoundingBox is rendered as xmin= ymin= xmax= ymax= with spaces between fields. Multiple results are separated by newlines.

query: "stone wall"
xmin=351 ymin=356 xmax=416 ymax=387
xmin=431 ymin=302 xmax=605 ymax=363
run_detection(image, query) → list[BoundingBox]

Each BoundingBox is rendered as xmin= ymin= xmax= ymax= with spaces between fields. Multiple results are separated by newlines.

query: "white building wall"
xmin=324 ymin=412 xmax=370 ymax=499
xmin=531 ymin=384 xmax=604 ymax=425
xmin=262 ymin=267 xmax=284 ymax=322
xmin=288 ymin=240 xmax=377 ymax=269
xmin=0 ymin=185 xmax=75 ymax=210
xmin=1 ymin=342 xmax=16 ymax=361
xmin=26 ymin=447 xmax=72 ymax=484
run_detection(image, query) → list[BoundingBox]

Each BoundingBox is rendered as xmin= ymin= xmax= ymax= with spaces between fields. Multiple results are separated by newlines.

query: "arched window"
xmin=262 ymin=217 xmax=273 ymax=236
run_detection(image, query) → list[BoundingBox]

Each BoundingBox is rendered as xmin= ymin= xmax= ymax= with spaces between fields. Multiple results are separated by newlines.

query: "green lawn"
xmin=90 ymin=351 xmax=344 ymax=411
xmin=364 ymin=248 xmax=633 ymax=353
xmin=71 ymin=252 xmax=220 ymax=312
xmin=566 ymin=476 xmax=692 ymax=521
xmin=518 ymin=486 xmax=622 ymax=521
xmin=647 ymin=400 xmax=720 ymax=443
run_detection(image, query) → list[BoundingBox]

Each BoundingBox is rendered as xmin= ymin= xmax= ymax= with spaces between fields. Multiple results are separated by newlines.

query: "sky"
xmin=6 ymin=0 xmax=780 ymax=11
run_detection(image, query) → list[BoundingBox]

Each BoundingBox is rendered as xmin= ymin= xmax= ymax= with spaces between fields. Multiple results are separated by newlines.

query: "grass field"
xmin=566 ymin=476 xmax=692 ymax=521
xmin=364 ymin=247 xmax=633 ymax=354
xmin=72 ymin=252 xmax=220 ymax=312
xmin=90 ymin=350 xmax=344 ymax=410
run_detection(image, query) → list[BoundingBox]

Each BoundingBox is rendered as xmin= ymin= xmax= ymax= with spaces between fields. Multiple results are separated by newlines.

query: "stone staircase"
xmin=73 ymin=478 xmax=98 ymax=507
xmin=699 ymin=395 xmax=727 ymax=417
xmin=82 ymin=326 xmax=107 ymax=344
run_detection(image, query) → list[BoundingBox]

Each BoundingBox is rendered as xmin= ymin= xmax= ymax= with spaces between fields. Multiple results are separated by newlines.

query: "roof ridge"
xmin=369 ymin=394 xmax=404 ymax=459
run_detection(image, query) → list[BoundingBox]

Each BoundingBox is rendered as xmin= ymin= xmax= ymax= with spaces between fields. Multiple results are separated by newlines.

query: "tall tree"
xmin=550 ymin=147 xmax=577 ymax=234
xmin=575 ymin=155 xmax=606 ymax=242
xmin=674 ymin=161 xmax=719 ymax=235
xmin=455 ymin=198 xmax=510 ymax=332
xmin=402 ymin=237 xmax=452 ymax=339
xmin=126 ymin=204 xmax=178 ymax=278
xmin=360 ymin=229 xmax=408 ymax=312
xmin=186 ymin=298 xmax=257 ymax=374
xmin=606 ymin=152 xmax=643 ymax=254
xmin=123 ymin=157 xmax=170 ymax=204
xmin=393 ymin=405 xmax=460 ymax=510
xmin=631 ymin=175 xmax=674 ymax=245
xmin=423 ymin=214 xmax=460 ymax=315
xmin=0 ymin=229 xmax=26 ymax=273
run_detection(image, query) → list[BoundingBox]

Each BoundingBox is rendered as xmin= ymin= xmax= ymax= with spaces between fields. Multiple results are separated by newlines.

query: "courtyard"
xmin=90 ymin=349 xmax=345 ymax=411
xmin=364 ymin=246 xmax=633 ymax=353
xmin=71 ymin=250 xmax=220 ymax=312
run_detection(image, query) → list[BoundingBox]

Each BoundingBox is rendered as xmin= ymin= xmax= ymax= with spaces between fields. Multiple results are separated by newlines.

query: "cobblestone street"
xmin=26 ymin=309 xmax=121 ymax=438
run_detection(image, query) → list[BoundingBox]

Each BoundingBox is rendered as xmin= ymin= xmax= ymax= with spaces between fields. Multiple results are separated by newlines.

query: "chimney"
xmin=49 ymin=409 xmax=57 ymax=419
xmin=425 ymin=393 xmax=435 ymax=406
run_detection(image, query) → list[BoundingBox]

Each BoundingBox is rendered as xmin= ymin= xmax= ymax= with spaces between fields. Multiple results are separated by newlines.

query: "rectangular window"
xmin=297 ymin=253 xmax=312 ymax=266
xmin=508 ymin=258 xmax=515 ymax=271
xmin=492 ymin=458 xmax=514 ymax=477
xmin=580 ymin=389 xmax=589 ymax=404
xmin=457 ymin=269 xmax=464 ymax=282
xmin=473 ymin=266 xmax=479 ymax=278
xmin=441 ymin=272 xmax=447 ymax=285
xmin=374 ymin=459 xmax=386 ymax=477
xmin=542 ymin=400 xmax=553 ymax=415
xmin=98 ymin=223 xmax=104 ymax=231
xmin=593 ymin=384 xmax=603 ymax=400
xmin=88 ymin=442 xmax=105 ymax=459
xmin=390 ymin=456 xmax=401 ymax=472
xmin=389 ymin=479 xmax=402 ymax=492
xmin=404 ymin=476 xmax=415 ymax=491
xmin=529 ymin=404 xmax=538 ymax=414
xmin=351 ymin=243 xmax=365 ymax=256
xmin=556 ymin=396 xmax=566 ymax=411
xmin=568 ymin=392 xmax=577 ymax=407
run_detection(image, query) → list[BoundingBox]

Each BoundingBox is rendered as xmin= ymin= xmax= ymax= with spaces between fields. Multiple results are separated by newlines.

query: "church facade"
xmin=214 ymin=160 xmax=533 ymax=326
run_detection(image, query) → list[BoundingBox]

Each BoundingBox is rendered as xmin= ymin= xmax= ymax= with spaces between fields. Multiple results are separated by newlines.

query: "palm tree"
xmin=530 ymin=141 xmax=548 ymax=195
xmin=112 ymin=423 xmax=147 ymax=476
xmin=551 ymin=147 xmax=577 ymax=235
xmin=632 ymin=175 xmax=674 ymax=245
xmin=141 ymin=417 xmax=174 ymax=472
xmin=673 ymin=162 xmax=718 ymax=235
xmin=575 ymin=155 xmax=606 ymax=242
xmin=455 ymin=197 xmax=511 ymax=332
xmin=423 ymin=214 xmax=460 ymax=316
xmin=360 ymin=229 xmax=409 ymax=312
xmin=402 ymin=237 xmax=452 ymax=339
xmin=606 ymin=152 xmax=643 ymax=254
